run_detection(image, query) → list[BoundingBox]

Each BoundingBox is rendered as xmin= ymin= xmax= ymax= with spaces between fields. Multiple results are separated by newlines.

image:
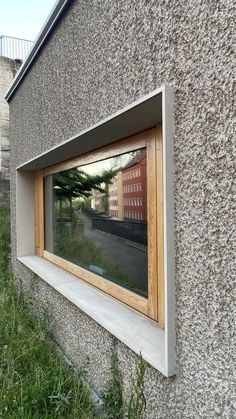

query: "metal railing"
xmin=0 ymin=35 xmax=33 ymax=61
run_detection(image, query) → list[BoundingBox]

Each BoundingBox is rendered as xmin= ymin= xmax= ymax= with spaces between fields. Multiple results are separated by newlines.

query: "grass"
xmin=0 ymin=208 xmax=95 ymax=418
xmin=0 ymin=207 xmax=147 ymax=418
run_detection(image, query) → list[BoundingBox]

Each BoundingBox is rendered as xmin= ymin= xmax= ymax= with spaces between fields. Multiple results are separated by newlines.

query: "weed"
xmin=101 ymin=341 xmax=147 ymax=419
xmin=101 ymin=338 xmax=124 ymax=418
xmin=29 ymin=273 xmax=40 ymax=290
xmin=127 ymin=354 xmax=147 ymax=419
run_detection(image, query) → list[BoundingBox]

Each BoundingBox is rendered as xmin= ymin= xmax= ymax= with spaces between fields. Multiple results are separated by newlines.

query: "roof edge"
xmin=5 ymin=0 xmax=71 ymax=102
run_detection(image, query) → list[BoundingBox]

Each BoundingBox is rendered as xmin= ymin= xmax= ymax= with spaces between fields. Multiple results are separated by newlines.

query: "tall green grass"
xmin=0 ymin=208 xmax=95 ymax=418
xmin=0 ymin=207 xmax=10 ymax=272
xmin=0 ymin=208 xmax=147 ymax=418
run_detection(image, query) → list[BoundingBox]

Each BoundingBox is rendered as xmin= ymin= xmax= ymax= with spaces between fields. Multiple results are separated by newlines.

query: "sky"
xmin=79 ymin=152 xmax=133 ymax=177
xmin=0 ymin=0 xmax=56 ymax=41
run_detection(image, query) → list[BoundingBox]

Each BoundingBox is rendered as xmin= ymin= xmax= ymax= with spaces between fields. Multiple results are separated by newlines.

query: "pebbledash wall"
xmin=7 ymin=0 xmax=235 ymax=417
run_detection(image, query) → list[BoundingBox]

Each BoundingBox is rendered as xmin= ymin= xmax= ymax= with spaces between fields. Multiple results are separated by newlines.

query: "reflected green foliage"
xmin=54 ymin=167 xmax=116 ymax=221
xmin=45 ymin=148 xmax=148 ymax=298
xmin=54 ymin=198 xmax=81 ymax=222
xmin=54 ymin=167 xmax=116 ymax=199
xmin=54 ymin=224 xmax=147 ymax=296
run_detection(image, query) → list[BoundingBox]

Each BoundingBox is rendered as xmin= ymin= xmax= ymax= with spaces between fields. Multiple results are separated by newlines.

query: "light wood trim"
xmin=35 ymin=170 xmax=44 ymax=256
xmin=43 ymin=131 xmax=147 ymax=177
xmin=147 ymin=128 xmax=158 ymax=321
xmin=156 ymin=124 xmax=164 ymax=327
xmin=35 ymin=126 xmax=165 ymax=327
xmin=43 ymin=250 xmax=149 ymax=316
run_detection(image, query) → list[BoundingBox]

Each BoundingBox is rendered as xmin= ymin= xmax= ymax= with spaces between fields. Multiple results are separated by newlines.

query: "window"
xmin=16 ymin=87 xmax=176 ymax=376
xmin=35 ymin=126 xmax=164 ymax=325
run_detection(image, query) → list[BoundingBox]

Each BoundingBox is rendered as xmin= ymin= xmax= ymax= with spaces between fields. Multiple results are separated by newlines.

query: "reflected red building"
xmin=122 ymin=150 xmax=147 ymax=221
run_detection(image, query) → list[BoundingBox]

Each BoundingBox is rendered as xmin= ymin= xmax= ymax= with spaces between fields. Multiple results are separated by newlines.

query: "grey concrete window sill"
xmin=18 ymin=255 xmax=167 ymax=374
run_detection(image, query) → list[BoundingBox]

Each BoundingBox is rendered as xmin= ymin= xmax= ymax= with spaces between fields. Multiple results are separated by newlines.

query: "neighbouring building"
xmin=0 ymin=36 xmax=33 ymax=206
xmin=0 ymin=56 xmax=21 ymax=206
xmin=6 ymin=1 xmax=235 ymax=418
xmin=93 ymin=190 xmax=106 ymax=212
xmin=108 ymin=171 xmax=124 ymax=219
xmin=123 ymin=150 xmax=147 ymax=221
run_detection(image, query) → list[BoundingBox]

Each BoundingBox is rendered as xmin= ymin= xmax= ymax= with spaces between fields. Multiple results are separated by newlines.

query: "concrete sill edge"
xmin=17 ymin=255 xmax=172 ymax=377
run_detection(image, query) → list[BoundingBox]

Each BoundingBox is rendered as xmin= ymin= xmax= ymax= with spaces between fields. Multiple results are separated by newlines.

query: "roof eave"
xmin=5 ymin=0 xmax=71 ymax=102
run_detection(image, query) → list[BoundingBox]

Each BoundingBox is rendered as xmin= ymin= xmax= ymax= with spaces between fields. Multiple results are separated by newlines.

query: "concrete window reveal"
xmin=16 ymin=86 xmax=175 ymax=376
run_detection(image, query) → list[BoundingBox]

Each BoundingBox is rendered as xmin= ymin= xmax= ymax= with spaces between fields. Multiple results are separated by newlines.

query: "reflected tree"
xmin=54 ymin=168 xmax=116 ymax=220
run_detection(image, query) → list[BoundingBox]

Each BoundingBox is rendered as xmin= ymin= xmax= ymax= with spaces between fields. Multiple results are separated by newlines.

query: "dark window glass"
xmin=44 ymin=148 xmax=148 ymax=297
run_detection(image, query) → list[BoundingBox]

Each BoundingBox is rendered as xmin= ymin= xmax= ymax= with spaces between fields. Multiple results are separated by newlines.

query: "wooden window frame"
xmin=35 ymin=124 xmax=164 ymax=326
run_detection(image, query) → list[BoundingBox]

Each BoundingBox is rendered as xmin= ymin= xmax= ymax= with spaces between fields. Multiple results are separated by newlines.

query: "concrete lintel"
xmin=17 ymin=86 xmax=164 ymax=172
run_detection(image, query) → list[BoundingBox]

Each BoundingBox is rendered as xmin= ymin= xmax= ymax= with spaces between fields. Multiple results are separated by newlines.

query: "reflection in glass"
xmin=44 ymin=148 xmax=148 ymax=297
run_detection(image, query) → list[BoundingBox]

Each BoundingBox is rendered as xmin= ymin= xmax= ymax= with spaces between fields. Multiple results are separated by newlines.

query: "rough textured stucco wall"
xmin=9 ymin=0 xmax=235 ymax=417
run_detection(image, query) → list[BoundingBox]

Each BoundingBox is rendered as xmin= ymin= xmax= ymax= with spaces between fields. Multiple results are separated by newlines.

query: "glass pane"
xmin=44 ymin=148 xmax=148 ymax=298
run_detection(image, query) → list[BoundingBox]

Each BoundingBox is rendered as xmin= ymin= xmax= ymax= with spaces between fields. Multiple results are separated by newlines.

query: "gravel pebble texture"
xmin=9 ymin=0 xmax=236 ymax=417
